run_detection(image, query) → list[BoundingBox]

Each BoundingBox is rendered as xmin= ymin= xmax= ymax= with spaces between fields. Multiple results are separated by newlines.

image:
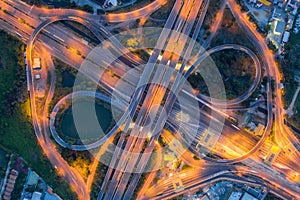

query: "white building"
xmin=108 ymin=0 xmax=117 ymax=6
xmin=33 ymin=58 xmax=41 ymax=70
xmin=31 ymin=192 xmax=42 ymax=200
xmin=283 ymin=31 xmax=290 ymax=43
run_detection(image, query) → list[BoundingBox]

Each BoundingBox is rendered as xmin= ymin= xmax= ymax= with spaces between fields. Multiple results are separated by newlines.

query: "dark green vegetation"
xmin=0 ymin=31 xmax=76 ymax=199
xmin=150 ymin=0 xmax=175 ymax=20
xmin=90 ymin=149 xmax=112 ymax=200
xmin=58 ymin=147 xmax=93 ymax=179
xmin=0 ymin=31 xmax=27 ymax=116
xmin=55 ymin=98 xmax=115 ymax=144
xmin=62 ymin=70 xmax=75 ymax=87
xmin=265 ymin=193 xmax=282 ymax=200
xmin=188 ymin=49 xmax=255 ymax=99
xmin=57 ymin=21 xmax=100 ymax=46
xmin=210 ymin=7 xmax=256 ymax=51
xmin=281 ymin=31 xmax=300 ymax=129
xmin=51 ymin=59 xmax=109 ymax=111
xmin=21 ymin=0 xmax=94 ymax=13
xmin=49 ymin=59 xmax=76 ymax=111
xmin=0 ymin=149 xmax=9 ymax=177
xmin=200 ymin=0 xmax=223 ymax=41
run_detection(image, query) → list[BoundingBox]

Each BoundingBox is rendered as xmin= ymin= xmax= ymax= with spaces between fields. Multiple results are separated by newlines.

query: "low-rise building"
xmin=35 ymin=73 xmax=41 ymax=80
xmin=33 ymin=58 xmax=41 ymax=70
xmin=273 ymin=20 xmax=285 ymax=35
xmin=228 ymin=191 xmax=243 ymax=200
xmin=241 ymin=192 xmax=258 ymax=200
xmin=2 ymin=169 xmax=18 ymax=200
xmin=282 ymin=31 xmax=290 ymax=43
xmin=254 ymin=123 xmax=265 ymax=136
xmin=31 ymin=191 xmax=42 ymax=200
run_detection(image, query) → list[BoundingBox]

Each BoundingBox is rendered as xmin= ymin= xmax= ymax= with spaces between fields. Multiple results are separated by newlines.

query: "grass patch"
xmin=55 ymin=98 xmax=116 ymax=145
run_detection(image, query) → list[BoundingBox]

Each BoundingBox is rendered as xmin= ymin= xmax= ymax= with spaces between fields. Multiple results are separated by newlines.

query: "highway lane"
xmin=118 ymin=0 xmax=208 ymax=198
xmin=4 ymin=0 xmax=167 ymax=23
xmin=0 ymin=0 xmax=255 ymax=116
xmin=12 ymin=12 xmax=144 ymax=101
xmin=25 ymin=40 xmax=90 ymax=198
xmin=144 ymin=169 xmax=234 ymax=198
xmin=173 ymin=0 xmax=210 ymax=76
xmin=110 ymin=0 xmax=300 ymax=198
xmin=98 ymin=0 xmax=186 ymax=197
xmin=99 ymin=0 xmax=209 ymax=199
xmin=99 ymin=1 xmax=188 ymax=198
xmin=0 ymin=0 xmax=98 ymax=56
xmin=12 ymin=9 xmax=122 ymax=199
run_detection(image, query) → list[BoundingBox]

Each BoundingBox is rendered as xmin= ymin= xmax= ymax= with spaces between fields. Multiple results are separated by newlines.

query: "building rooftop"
xmin=258 ymin=0 xmax=271 ymax=6
xmin=274 ymin=20 xmax=286 ymax=35
xmin=283 ymin=31 xmax=290 ymax=43
xmin=228 ymin=191 xmax=243 ymax=200
xmin=33 ymin=58 xmax=41 ymax=69
xmin=31 ymin=191 xmax=42 ymax=200
xmin=241 ymin=192 xmax=258 ymax=200
xmin=44 ymin=192 xmax=61 ymax=200
xmin=26 ymin=170 xmax=40 ymax=186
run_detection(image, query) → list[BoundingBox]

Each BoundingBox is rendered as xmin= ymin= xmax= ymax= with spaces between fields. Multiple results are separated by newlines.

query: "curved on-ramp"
xmin=186 ymin=44 xmax=262 ymax=107
xmin=49 ymin=91 xmax=127 ymax=150
xmin=25 ymin=0 xmax=167 ymax=23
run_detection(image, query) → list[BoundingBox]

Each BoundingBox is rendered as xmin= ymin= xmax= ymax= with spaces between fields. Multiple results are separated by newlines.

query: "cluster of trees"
xmin=211 ymin=8 xmax=257 ymax=52
xmin=188 ymin=50 xmax=255 ymax=100
xmin=281 ymin=33 xmax=300 ymax=126
xmin=0 ymin=31 xmax=27 ymax=117
xmin=21 ymin=0 xmax=94 ymax=13
xmin=60 ymin=148 xmax=92 ymax=178
xmin=48 ymin=59 xmax=76 ymax=112
xmin=1 ymin=63 xmax=27 ymax=116
xmin=281 ymin=34 xmax=300 ymax=78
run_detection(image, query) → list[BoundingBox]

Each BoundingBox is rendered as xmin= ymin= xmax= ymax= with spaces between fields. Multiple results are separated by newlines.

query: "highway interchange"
xmin=1 ymin=0 xmax=300 ymax=199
